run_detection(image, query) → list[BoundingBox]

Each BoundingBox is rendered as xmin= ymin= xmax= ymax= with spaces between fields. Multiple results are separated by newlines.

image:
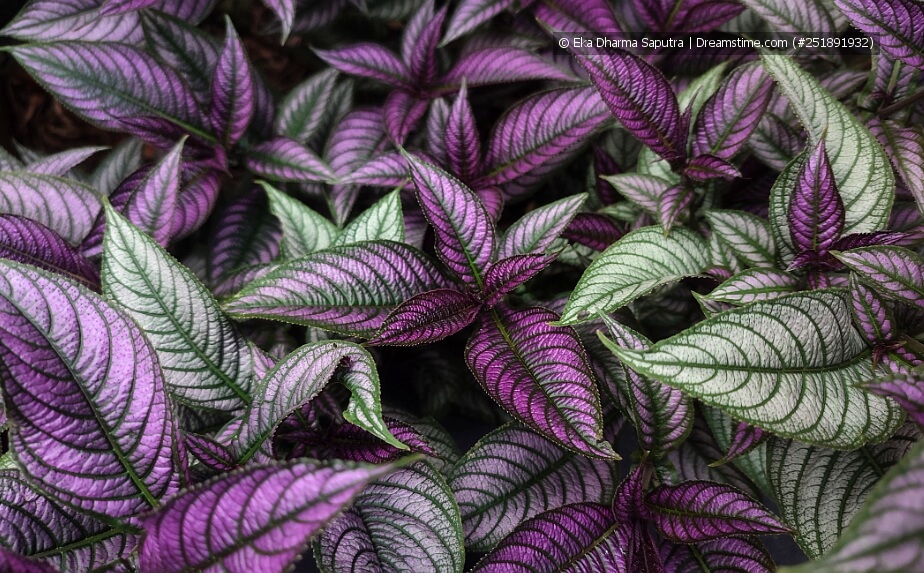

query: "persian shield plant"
xmin=0 ymin=0 xmax=923 ymax=572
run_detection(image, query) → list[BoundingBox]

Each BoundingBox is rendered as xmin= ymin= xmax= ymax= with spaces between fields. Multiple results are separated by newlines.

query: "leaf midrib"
xmin=1 ymin=275 xmax=161 ymax=509
xmin=110 ymin=225 xmax=251 ymax=405
xmin=13 ymin=44 xmax=216 ymax=145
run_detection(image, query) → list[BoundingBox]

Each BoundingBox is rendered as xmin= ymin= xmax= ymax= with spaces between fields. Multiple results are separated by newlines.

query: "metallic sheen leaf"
xmin=605 ymin=290 xmax=904 ymax=448
xmin=447 ymin=423 xmax=617 ymax=551
xmin=0 ymin=260 xmax=182 ymax=518
xmin=138 ymin=458 xmax=409 ymax=573
xmin=315 ymin=460 xmax=464 ymax=573
xmin=11 ymin=42 xmax=210 ymax=143
xmin=224 ymin=241 xmax=451 ymax=336
xmin=233 ymin=341 xmax=405 ymax=463
xmin=560 ymin=226 xmax=708 ymax=324
xmin=465 ymin=305 xmax=616 ymax=459
xmin=762 ymin=54 xmax=894 ymax=234
xmin=406 ymin=153 xmax=496 ymax=287
xmin=768 ymin=422 xmax=921 ymax=558
xmin=102 ymin=206 xmax=254 ymax=411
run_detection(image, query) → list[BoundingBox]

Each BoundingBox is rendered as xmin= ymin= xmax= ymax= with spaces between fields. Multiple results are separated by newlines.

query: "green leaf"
xmin=768 ymin=152 xmax=805 ymax=264
xmin=102 ymin=204 xmax=253 ymax=410
xmin=761 ymin=54 xmax=893 ymax=234
xmin=706 ymin=210 xmax=777 ymax=268
xmin=333 ymin=189 xmax=405 ymax=246
xmin=601 ymin=290 xmax=904 ymax=448
xmin=781 ymin=433 xmax=924 ymax=573
xmin=261 ymin=182 xmax=338 ymax=259
xmin=559 ymin=226 xmax=708 ymax=324
xmin=768 ymin=423 xmax=921 ymax=559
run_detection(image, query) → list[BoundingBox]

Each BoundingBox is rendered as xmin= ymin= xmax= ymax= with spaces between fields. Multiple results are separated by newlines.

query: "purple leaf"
xmin=0 ymin=260 xmax=183 ymax=518
xmin=533 ymin=0 xmax=622 ymax=37
xmin=465 ymin=305 xmax=616 ymax=459
xmin=479 ymin=87 xmax=609 ymax=193
xmin=447 ymin=422 xmax=616 ymax=550
xmin=476 ymin=186 xmax=505 ymax=221
xmin=634 ymin=0 xmax=744 ymax=33
xmin=719 ymin=422 xmax=769 ymax=465
xmin=312 ymin=418 xmax=439 ymax=463
xmin=383 ymin=90 xmax=428 ymax=145
xmin=314 ymin=44 xmax=414 ymax=90
xmin=138 ymin=458 xmax=409 ymax=573
xmin=232 ymin=341 xmax=405 ymax=463
xmin=170 ymin=167 xmax=221 ymax=240
xmin=833 ymin=0 xmax=924 ymax=69
xmin=206 ymin=187 xmax=281 ymax=289
xmin=446 ymin=84 xmax=481 ymax=182
xmin=2 ymin=0 xmax=147 ymax=43
xmin=99 ymin=0 xmax=158 ymax=15
xmin=575 ymin=49 xmax=686 ymax=163
xmin=441 ymin=0 xmax=516 ymax=45
xmin=600 ymin=317 xmax=693 ymax=458
xmin=0 ymin=215 xmax=100 ymax=290
xmin=646 ymin=481 xmax=789 ymax=542
xmin=438 ymin=48 xmax=576 ymax=90
xmin=865 ymin=363 xmax=924 ymax=426
xmin=692 ymin=63 xmax=774 ymax=159
xmin=481 ymin=254 xmax=556 ymax=306
xmin=789 ymin=138 xmax=845 ymax=254
xmin=224 ymin=241 xmax=450 ymax=337
xmin=102 ymin=205 xmax=254 ymax=411
xmin=659 ymin=537 xmax=774 ymax=573
xmin=343 ymin=151 xmax=409 ymax=187
xmin=850 ymin=272 xmax=897 ymax=345
xmin=0 ymin=549 xmax=62 ymax=573
xmin=315 ymin=460 xmax=464 ymax=573
xmin=657 ymin=185 xmax=692 ymax=232
xmin=186 ymin=433 xmax=237 ymax=472
xmin=499 ymin=194 xmax=587 ymax=259
xmin=426 ymin=97 xmax=451 ymax=164
xmin=26 ymin=146 xmax=106 ymax=176
xmin=324 ymin=108 xmax=389 ymax=171
xmin=0 ymin=470 xmax=134 ymax=571
xmin=11 ymin=42 xmax=210 ymax=143
xmin=834 ymin=246 xmax=924 ymax=309
xmin=139 ymin=9 xmax=220 ymax=98
xmin=261 ymin=0 xmax=296 ymax=43
xmin=829 ymin=231 xmax=908 ymax=251
xmin=244 ymin=137 xmax=337 ymax=182
xmin=683 ymin=154 xmax=741 ymax=182
xmin=472 ymin=502 xmax=659 ymax=572
xmin=406 ymin=153 xmax=496 ymax=287
xmin=404 ymin=4 xmax=446 ymax=86
xmin=123 ymin=137 xmax=185 ymax=246
xmin=0 ymin=172 xmax=100 ymax=245
xmin=275 ymin=69 xmax=338 ymax=142
xmin=368 ymin=288 xmax=481 ymax=346
xmin=870 ymin=119 xmax=924 ymax=215
xmin=561 ymin=213 xmax=625 ymax=251
xmin=210 ymin=19 xmax=255 ymax=147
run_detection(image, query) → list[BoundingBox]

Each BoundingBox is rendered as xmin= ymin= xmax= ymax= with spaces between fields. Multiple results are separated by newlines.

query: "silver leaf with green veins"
xmin=602 ymin=290 xmax=904 ymax=448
